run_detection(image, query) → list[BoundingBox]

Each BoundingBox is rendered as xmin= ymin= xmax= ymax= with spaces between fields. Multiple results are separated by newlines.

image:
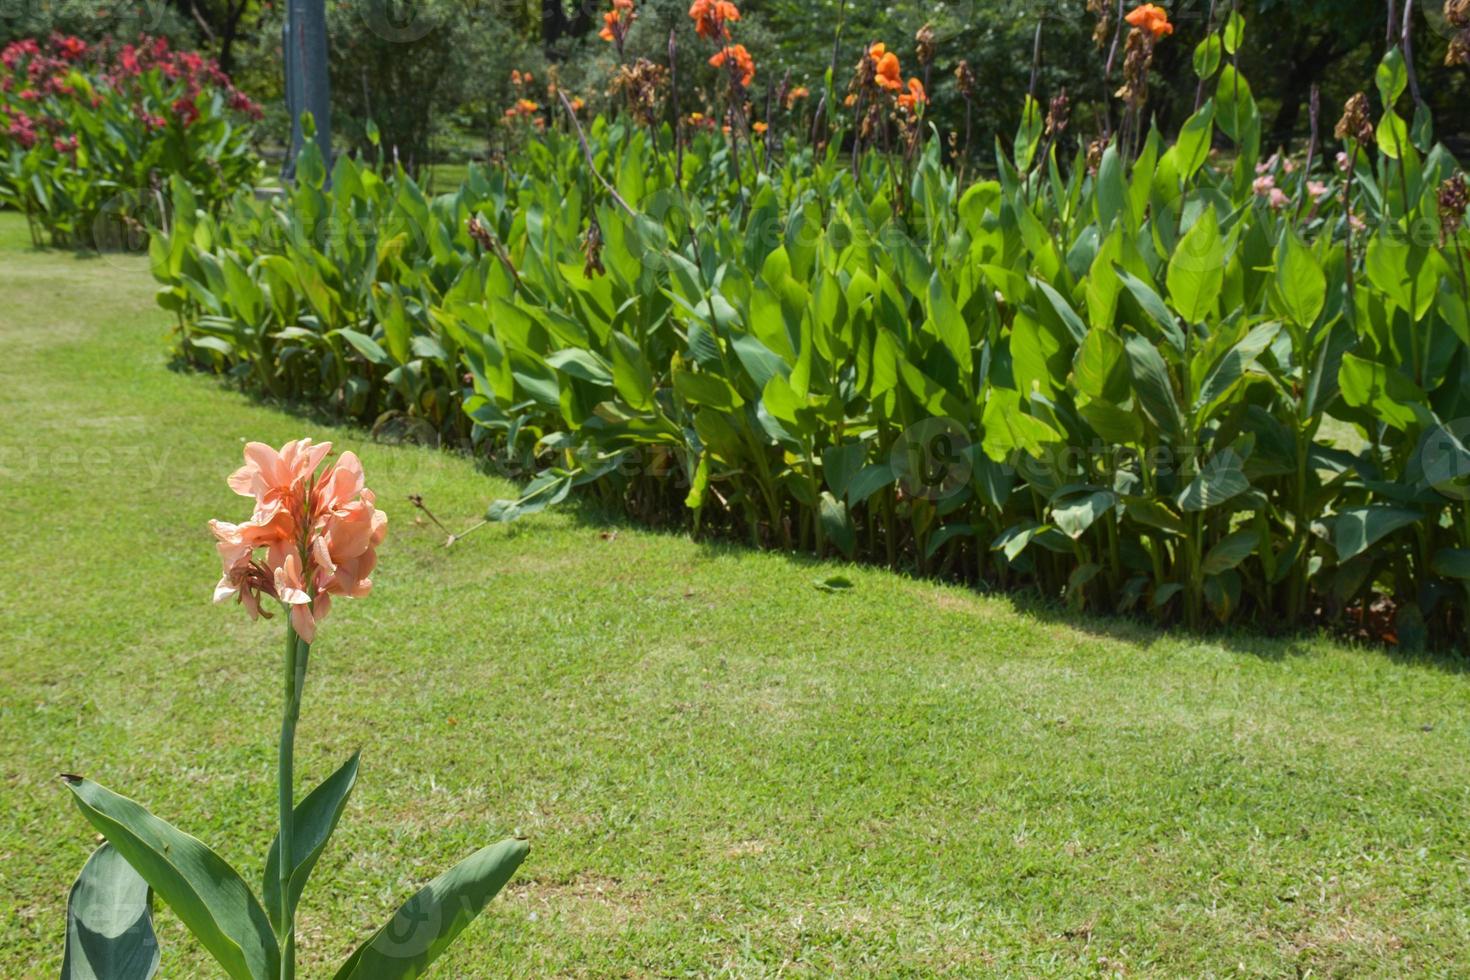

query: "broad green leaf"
xmin=1431 ymin=548 xmax=1470 ymax=580
xmin=1123 ymin=333 xmax=1184 ymax=439
xmin=63 ymin=777 xmax=278 ymax=980
xmin=1167 ymin=206 xmax=1225 ymax=324
xmin=1375 ymin=47 xmax=1407 ymax=107
xmin=610 ymin=333 xmax=655 ymax=411
xmin=1222 ymin=11 xmax=1245 ymax=54
xmin=335 ymin=329 xmax=390 ymax=366
xmin=1215 ymin=64 xmax=1258 ymax=143
xmin=819 ymin=492 xmax=857 ymax=558
xmin=1193 ymin=35 xmax=1222 ymax=80
xmin=63 ymin=843 xmax=160 ymax=980
xmin=1333 ymin=506 xmax=1422 ymax=562
xmin=1338 ymin=354 xmax=1426 ymax=431
xmin=1274 ymin=232 xmax=1325 ymax=328
xmin=1096 ymin=144 xmax=1126 ymax=229
xmin=1178 ymin=451 xmax=1250 ymax=512
xmin=1052 ymin=490 xmax=1116 ymax=540
xmin=1197 ymin=321 xmax=1281 ymax=414
xmin=263 ymin=752 xmax=360 ymax=936
xmin=333 ymin=838 xmax=528 ymax=980
xmin=1202 ymin=529 xmax=1260 ymax=575
xmin=1376 ymin=111 xmax=1410 ymax=160
xmin=674 ymin=367 xmax=743 ymax=412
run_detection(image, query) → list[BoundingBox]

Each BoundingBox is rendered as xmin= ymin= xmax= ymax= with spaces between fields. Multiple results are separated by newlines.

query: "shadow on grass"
xmin=548 ymin=492 xmax=1470 ymax=677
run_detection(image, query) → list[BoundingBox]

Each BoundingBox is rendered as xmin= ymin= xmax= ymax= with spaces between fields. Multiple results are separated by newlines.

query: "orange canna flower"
xmin=753 ymin=120 xmax=768 ymax=133
xmin=211 ymin=439 xmax=387 ymax=643
xmin=600 ymin=0 xmax=636 ymax=43
xmin=897 ymin=76 xmax=927 ymax=112
xmin=785 ymin=85 xmax=810 ymax=110
xmin=874 ymin=47 xmax=903 ymax=91
xmin=690 ymin=0 xmax=741 ymax=41
xmin=709 ymin=43 xmax=755 ymax=87
xmin=1124 ymin=3 xmax=1173 ymax=38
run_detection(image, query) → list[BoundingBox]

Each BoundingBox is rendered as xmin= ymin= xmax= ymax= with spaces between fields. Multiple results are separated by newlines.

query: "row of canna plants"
xmin=0 ymin=33 xmax=261 ymax=247
xmin=156 ymin=14 xmax=1470 ymax=648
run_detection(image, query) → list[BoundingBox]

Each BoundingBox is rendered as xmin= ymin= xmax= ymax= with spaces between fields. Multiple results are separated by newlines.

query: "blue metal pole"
xmin=283 ymin=0 xmax=332 ymax=179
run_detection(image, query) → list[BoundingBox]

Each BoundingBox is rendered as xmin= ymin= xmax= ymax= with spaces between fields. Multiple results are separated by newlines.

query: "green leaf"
xmin=1375 ymin=47 xmax=1407 ymax=107
xmin=1193 ymin=34 xmax=1222 ymax=80
xmin=675 ymin=367 xmax=743 ymax=412
xmin=1333 ymin=506 xmax=1422 ymax=562
xmin=822 ymin=442 xmax=867 ymax=500
xmin=1123 ymin=333 xmax=1184 ymax=440
xmin=333 ymin=838 xmax=528 ymax=980
xmin=1274 ymin=232 xmax=1325 ymax=328
xmin=819 ymin=492 xmax=857 ymax=558
xmin=1096 ymin=144 xmax=1126 ymax=229
xmin=335 ymin=329 xmax=390 ymax=366
xmin=610 ymin=333 xmax=655 ymax=411
xmin=1074 ymin=328 xmax=1130 ymax=403
xmin=1167 ymin=206 xmax=1225 ymax=324
xmin=63 ymin=843 xmax=160 ymax=980
xmin=1376 ymin=111 xmax=1410 ymax=160
xmin=63 ymin=777 xmax=278 ymax=980
xmin=1197 ymin=321 xmax=1281 ymax=414
xmin=263 ymin=752 xmax=360 ymax=936
xmin=1221 ymin=11 xmax=1245 ymax=55
xmin=1431 ymin=548 xmax=1470 ymax=580
xmin=545 ymin=349 xmax=614 ymax=386
xmin=1215 ymin=64 xmax=1258 ymax=143
xmin=1052 ymin=489 xmax=1116 ymax=540
xmin=1202 ymin=529 xmax=1260 ymax=575
xmin=1178 ymin=451 xmax=1250 ymax=512
xmin=814 ymin=574 xmax=855 ymax=593
xmin=1338 ymin=354 xmax=1426 ymax=431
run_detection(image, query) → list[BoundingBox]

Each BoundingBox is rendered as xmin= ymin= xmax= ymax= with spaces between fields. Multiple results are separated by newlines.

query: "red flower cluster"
xmin=6 ymin=110 xmax=36 ymax=148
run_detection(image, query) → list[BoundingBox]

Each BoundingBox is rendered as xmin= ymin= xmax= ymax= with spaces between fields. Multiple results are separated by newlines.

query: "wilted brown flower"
xmin=1449 ymin=30 xmax=1470 ymax=68
xmin=915 ymin=23 xmax=936 ymax=69
xmin=1440 ymin=174 xmax=1469 ymax=244
xmin=1335 ymin=92 xmax=1375 ymax=144
xmin=583 ymin=217 xmax=606 ymax=278
xmin=467 ymin=217 xmax=494 ymax=251
xmin=954 ymin=59 xmax=975 ymax=100
xmin=1447 ymin=0 xmax=1470 ymax=27
xmin=614 ymin=57 xmax=668 ymax=128
xmin=1087 ymin=0 xmax=1113 ymax=46
xmin=1114 ymin=29 xmax=1151 ymax=109
xmin=1045 ymin=88 xmax=1071 ymax=138
xmin=1087 ymin=138 xmax=1106 ymax=176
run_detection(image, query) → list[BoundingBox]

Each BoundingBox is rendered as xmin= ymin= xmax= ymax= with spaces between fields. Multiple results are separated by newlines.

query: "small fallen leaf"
xmin=814 ymin=574 xmax=855 ymax=593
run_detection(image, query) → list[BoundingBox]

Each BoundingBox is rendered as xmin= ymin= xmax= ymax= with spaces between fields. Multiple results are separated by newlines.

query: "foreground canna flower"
xmin=869 ymin=43 xmax=903 ymax=91
xmin=709 ymin=43 xmax=755 ymax=87
xmin=210 ymin=439 xmax=387 ymax=643
xmin=1125 ymin=3 xmax=1173 ymax=38
xmin=897 ymin=77 xmax=927 ymax=112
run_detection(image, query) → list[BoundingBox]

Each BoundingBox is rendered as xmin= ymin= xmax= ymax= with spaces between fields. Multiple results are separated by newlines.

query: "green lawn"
xmin=2 ymin=210 xmax=1468 ymax=977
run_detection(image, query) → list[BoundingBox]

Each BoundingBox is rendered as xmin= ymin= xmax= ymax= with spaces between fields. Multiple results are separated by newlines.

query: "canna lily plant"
xmin=60 ymin=438 xmax=527 ymax=980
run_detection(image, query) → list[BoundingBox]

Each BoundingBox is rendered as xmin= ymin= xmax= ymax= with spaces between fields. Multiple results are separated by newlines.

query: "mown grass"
xmin=1 ymin=210 xmax=1468 ymax=977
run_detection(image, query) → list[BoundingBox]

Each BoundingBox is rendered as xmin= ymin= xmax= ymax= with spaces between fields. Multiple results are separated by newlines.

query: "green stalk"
xmin=277 ymin=623 xmax=307 ymax=980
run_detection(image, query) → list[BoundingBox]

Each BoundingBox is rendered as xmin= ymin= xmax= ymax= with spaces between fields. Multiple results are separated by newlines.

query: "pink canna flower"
xmin=210 ymin=439 xmax=386 ymax=643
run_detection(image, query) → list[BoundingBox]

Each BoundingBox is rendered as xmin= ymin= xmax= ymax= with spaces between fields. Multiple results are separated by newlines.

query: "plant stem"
xmin=278 ymin=623 xmax=306 ymax=980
